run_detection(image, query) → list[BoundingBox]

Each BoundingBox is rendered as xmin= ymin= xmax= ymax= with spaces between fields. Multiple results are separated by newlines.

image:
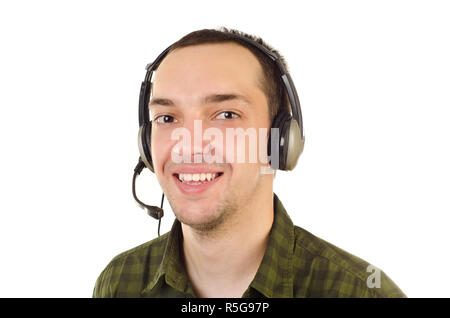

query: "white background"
xmin=0 ymin=0 xmax=449 ymax=297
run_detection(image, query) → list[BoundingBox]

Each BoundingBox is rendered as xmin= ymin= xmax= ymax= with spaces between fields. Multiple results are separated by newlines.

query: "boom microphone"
xmin=132 ymin=158 xmax=165 ymax=236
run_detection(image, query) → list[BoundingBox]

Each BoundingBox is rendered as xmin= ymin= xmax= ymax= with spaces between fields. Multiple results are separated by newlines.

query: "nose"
xmin=171 ymin=118 xmax=219 ymax=164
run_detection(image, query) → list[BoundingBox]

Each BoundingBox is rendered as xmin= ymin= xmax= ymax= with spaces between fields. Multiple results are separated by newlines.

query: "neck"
xmin=181 ymin=188 xmax=274 ymax=298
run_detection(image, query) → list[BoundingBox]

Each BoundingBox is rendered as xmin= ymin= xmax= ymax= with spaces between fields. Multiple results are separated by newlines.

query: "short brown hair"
xmin=167 ymin=27 xmax=290 ymax=123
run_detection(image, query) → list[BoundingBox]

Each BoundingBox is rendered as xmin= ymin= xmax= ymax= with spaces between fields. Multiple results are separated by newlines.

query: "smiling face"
xmin=149 ymin=42 xmax=273 ymax=233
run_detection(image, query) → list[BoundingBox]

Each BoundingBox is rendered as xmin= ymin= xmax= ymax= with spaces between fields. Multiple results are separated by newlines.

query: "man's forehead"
xmin=161 ymin=42 xmax=261 ymax=67
xmin=152 ymin=42 xmax=264 ymax=89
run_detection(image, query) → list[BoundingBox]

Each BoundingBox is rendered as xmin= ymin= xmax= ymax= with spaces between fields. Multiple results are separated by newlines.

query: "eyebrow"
xmin=149 ymin=93 xmax=250 ymax=107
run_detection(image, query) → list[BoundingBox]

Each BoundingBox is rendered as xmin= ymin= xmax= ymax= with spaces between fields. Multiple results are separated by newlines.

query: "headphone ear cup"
xmin=269 ymin=111 xmax=303 ymax=171
xmin=138 ymin=122 xmax=155 ymax=172
xmin=283 ymin=118 xmax=303 ymax=171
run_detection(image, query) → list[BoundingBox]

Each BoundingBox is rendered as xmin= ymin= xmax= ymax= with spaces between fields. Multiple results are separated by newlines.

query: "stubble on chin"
xmin=167 ymin=194 xmax=238 ymax=238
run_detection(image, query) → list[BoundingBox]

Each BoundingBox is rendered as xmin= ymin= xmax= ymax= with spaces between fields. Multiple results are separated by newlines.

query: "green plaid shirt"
xmin=93 ymin=194 xmax=406 ymax=298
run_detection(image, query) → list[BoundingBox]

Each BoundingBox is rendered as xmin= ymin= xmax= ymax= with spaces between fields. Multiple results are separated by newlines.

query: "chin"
xmin=175 ymin=198 xmax=215 ymax=218
xmin=172 ymin=197 xmax=224 ymax=228
xmin=177 ymin=196 xmax=239 ymax=233
xmin=176 ymin=208 xmax=217 ymax=229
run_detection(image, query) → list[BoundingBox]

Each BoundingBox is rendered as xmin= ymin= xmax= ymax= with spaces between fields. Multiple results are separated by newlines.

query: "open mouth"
xmin=172 ymin=171 xmax=224 ymax=195
xmin=173 ymin=172 xmax=224 ymax=185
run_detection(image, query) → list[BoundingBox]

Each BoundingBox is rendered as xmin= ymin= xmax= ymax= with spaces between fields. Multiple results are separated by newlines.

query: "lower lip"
xmin=173 ymin=174 xmax=223 ymax=195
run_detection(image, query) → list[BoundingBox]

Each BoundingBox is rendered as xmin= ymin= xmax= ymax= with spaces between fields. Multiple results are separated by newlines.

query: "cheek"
xmin=150 ymin=130 xmax=174 ymax=175
xmin=219 ymin=128 xmax=269 ymax=166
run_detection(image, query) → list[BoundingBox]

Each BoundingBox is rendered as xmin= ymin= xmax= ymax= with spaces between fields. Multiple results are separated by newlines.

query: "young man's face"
xmin=149 ymin=42 xmax=273 ymax=232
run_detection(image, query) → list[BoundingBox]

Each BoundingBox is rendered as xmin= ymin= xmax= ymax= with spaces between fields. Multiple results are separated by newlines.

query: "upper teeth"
xmin=178 ymin=173 xmax=219 ymax=182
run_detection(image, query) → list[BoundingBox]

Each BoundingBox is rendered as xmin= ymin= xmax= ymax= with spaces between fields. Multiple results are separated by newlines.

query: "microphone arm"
xmin=132 ymin=158 xmax=165 ymax=236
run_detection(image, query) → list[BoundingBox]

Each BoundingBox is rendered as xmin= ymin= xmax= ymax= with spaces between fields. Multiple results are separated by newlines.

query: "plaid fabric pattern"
xmin=93 ymin=193 xmax=406 ymax=298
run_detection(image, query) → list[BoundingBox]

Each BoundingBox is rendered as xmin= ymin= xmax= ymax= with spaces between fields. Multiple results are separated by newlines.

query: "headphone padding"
xmin=279 ymin=113 xmax=292 ymax=170
xmin=270 ymin=112 xmax=291 ymax=170
xmin=138 ymin=122 xmax=154 ymax=172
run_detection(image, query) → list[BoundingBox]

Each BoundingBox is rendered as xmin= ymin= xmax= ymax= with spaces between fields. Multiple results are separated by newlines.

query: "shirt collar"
xmin=141 ymin=218 xmax=192 ymax=296
xmin=141 ymin=193 xmax=295 ymax=297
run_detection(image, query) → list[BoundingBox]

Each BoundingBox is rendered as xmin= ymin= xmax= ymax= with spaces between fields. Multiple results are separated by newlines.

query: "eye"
xmin=154 ymin=115 xmax=177 ymax=124
xmin=215 ymin=111 xmax=239 ymax=120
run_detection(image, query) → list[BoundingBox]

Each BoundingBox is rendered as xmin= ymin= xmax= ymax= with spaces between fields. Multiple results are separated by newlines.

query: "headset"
xmin=132 ymin=34 xmax=305 ymax=236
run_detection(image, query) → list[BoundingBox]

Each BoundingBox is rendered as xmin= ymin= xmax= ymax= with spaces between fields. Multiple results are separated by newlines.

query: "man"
xmin=93 ymin=27 xmax=406 ymax=298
